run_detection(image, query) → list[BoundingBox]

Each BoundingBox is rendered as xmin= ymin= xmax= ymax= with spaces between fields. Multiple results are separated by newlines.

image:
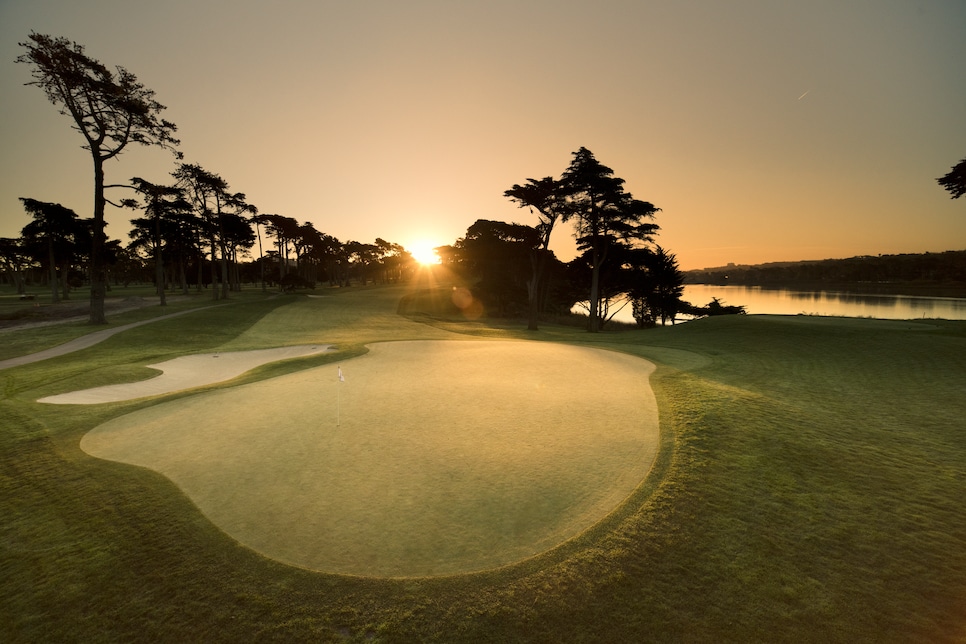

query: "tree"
xmin=504 ymin=176 xmax=567 ymax=330
xmin=17 ymin=33 xmax=180 ymax=323
xmin=375 ymin=238 xmax=414 ymax=283
xmin=261 ymin=214 xmax=300 ymax=288
xmin=628 ymin=245 xmax=685 ymax=327
xmin=172 ymin=163 xmax=231 ymax=299
xmin=345 ymin=241 xmax=381 ymax=285
xmin=220 ymin=208 xmax=257 ymax=292
xmin=937 ymin=157 xmax=966 ymax=200
xmin=560 ymin=147 xmax=660 ymax=332
xmin=0 ymin=238 xmax=29 ymax=295
xmin=250 ymin=212 xmax=268 ymax=290
xmin=314 ymin=233 xmax=345 ymax=286
xmin=19 ymin=198 xmax=83 ymax=303
xmin=127 ymin=178 xmax=189 ymax=306
xmin=445 ymin=220 xmax=542 ymax=316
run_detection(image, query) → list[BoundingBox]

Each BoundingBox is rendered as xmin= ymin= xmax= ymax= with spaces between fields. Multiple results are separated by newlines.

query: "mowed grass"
xmin=81 ymin=340 xmax=658 ymax=577
xmin=2 ymin=284 xmax=965 ymax=642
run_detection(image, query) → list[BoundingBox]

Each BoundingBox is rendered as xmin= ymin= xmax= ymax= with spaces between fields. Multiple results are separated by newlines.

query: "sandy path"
xmin=0 ymin=305 xmax=222 ymax=371
xmin=38 ymin=345 xmax=333 ymax=404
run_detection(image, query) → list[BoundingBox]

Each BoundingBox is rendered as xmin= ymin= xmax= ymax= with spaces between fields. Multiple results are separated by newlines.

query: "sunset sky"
xmin=1 ymin=0 xmax=964 ymax=270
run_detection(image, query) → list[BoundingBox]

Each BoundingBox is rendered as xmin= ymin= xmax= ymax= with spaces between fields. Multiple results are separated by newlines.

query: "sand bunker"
xmin=81 ymin=340 xmax=658 ymax=577
xmin=40 ymin=345 xmax=332 ymax=404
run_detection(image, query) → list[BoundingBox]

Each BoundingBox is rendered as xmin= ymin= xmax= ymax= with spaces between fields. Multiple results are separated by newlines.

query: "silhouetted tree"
xmin=375 ymin=239 xmax=414 ymax=283
xmin=560 ymin=147 xmax=660 ymax=332
xmin=173 ymin=163 xmax=234 ymax=299
xmin=0 ymin=238 xmax=29 ymax=294
xmin=127 ymin=178 xmax=189 ymax=305
xmin=504 ymin=176 xmax=567 ymax=330
xmin=345 ymin=241 xmax=382 ymax=285
xmin=446 ymin=220 xmax=538 ymax=316
xmin=164 ymin=210 xmax=202 ymax=294
xmin=250 ymin=212 xmax=268 ymax=290
xmin=262 ymin=214 xmax=300 ymax=288
xmin=17 ymin=33 xmax=180 ymax=323
xmin=220 ymin=196 xmax=257 ymax=292
xmin=704 ymin=297 xmax=746 ymax=316
xmin=313 ymin=233 xmax=345 ymax=286
xmin=19 ymin=198 xmax=83 ymax=302
xmin=937 ymin=157 xmax=966 ymax=200
xmin=628 ymin=245 xmax=685 ymax=327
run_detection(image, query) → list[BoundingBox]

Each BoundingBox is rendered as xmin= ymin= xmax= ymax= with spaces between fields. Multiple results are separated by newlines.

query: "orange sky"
xmin=2 ymin=0 xmax=964 ymax=270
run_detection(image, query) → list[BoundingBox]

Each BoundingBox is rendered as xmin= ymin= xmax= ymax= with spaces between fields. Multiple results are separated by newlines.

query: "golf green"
xmin=81 ymin=340 xmax=658 ymax=577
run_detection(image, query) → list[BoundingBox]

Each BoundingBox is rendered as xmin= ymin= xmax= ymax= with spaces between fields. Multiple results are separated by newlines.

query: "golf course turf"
xmin=2 ymin=284 xmax=965 ymax=642
xmin=79 ymin=340 xmax=658 ymax=577
xmin=39 ymin=344 xmax=334 ymax=404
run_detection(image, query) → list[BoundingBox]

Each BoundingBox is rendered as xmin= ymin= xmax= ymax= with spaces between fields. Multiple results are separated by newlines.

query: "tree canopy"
xmin=504 ymin=177 xmax=568 ymax=330
xmin=559 ymin=147 xmax=661 ymax=332
xmin=19 ymin=198 xmax=83 ymax=303
xmin=17 ymin=33 xmax=181 ymax=323
xmin=937 ymin=157 xmax=966 ymax=200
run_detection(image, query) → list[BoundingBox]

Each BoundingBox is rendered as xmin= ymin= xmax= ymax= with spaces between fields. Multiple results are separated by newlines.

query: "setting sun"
xmin=408 ymin=239 xmax=442 ymax=266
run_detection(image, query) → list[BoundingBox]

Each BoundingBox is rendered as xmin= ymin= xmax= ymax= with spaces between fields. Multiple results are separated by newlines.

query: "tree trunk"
xmin=219 ymin=244 xmax=229 ymax=299
xmin=60 ymin=263 xmax=70 ymax=300
xmin=256 ymin=224 xmax=266 ymax=292
xmin=156 ymin=247 xmax=167 ymax=306
xmin=10 ymin=269 xmax=25 ymax=295
xmin=526 ymin=250 xmax=541 ymax=331
xmin=155 ymin=217 xmax=166 ymax=306
xmin=47 ymin=237 xmax=59 ymax=304
xmin=217 ymin=213 xmax=229 ymax=298
xmin=588 ymin=245 xmax=602 ymax=333
xmin=210 ymin=237 xmax=219 ymax=301
xmin=89 ymin=155 xmax=108 ymax=324
xmin=179 ymin=257 xmax=188 ymax=295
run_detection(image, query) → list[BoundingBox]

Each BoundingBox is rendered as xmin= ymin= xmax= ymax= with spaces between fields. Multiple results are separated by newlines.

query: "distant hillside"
xmin=685 ymin=250 xmax=966 ymax=297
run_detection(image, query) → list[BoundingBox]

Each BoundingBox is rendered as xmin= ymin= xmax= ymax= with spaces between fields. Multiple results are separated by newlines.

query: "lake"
xmin=589 ymin=285 xmax=966 ymax=324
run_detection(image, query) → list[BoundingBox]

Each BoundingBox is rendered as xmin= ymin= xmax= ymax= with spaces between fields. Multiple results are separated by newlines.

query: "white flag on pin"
xmin=338 ymin=366 xmax=345 ymax=382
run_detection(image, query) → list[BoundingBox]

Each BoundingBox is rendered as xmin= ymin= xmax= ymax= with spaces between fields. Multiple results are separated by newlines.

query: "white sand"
xmin=39 ymin=344 xmax=332 ymax=404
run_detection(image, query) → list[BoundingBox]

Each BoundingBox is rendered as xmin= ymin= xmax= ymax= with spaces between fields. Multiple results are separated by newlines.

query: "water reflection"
xmin=585 ymin=286 xmax=966 ymax=324
xmin=682 ymin=286 xmax=966 ymax=321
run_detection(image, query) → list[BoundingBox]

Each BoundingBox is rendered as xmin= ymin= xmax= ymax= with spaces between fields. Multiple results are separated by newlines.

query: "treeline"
xmin=0 ymin=200 xmax=418 ymax=302
xmin=12 ymin=33 xmax=691 ymax=330
xmin=685 ymin=250 xmax=966 ymax=296
xmin=7 ymin=34 xmax=417 ymax=312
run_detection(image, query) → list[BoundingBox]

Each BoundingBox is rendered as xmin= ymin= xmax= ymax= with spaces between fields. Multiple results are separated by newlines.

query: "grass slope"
xmin=2 ymin=285 xmax=965 ymax=642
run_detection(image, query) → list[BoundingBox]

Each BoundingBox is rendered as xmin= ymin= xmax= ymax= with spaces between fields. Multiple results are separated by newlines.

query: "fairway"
xmin=7 ymin=289 xmax=964 ymax=641
xmin=80 ymin=340 xmax=659 ymax=577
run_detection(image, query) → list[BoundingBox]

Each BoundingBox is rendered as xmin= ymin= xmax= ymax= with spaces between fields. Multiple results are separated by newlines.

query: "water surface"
xmin=584 ymin=285 xmax=966 ymax=324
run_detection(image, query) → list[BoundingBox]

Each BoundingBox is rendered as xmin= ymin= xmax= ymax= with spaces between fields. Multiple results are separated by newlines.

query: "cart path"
xmin=0 ymin=305 xmax=223 ymax=371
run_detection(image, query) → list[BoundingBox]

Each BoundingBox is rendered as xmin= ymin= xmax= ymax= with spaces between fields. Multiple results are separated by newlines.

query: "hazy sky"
xmin=2 ymin=0 xmax=964 ymax=269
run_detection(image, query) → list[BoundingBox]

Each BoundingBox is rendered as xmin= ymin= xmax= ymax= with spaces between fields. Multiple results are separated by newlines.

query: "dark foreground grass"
xmin=2 ymin=286 xmax=965 ymax=642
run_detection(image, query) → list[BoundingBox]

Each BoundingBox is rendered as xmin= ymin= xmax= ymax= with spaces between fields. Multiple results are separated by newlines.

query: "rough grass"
xmin=2 ymin=284 xmax=966 ymax=642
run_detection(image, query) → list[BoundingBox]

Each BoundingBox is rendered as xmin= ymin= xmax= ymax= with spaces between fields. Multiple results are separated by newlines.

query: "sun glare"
xmin=409 ymin=240 xmax=442 ymax=266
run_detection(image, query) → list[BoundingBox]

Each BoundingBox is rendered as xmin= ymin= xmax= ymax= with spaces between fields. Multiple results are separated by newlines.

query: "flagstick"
xmin=336 ymin=366 xmax=344 ymax=427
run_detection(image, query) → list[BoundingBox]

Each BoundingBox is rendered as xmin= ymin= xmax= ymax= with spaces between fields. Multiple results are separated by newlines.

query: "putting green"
xmin=81 ymin=340 xmax=658 ymax=577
